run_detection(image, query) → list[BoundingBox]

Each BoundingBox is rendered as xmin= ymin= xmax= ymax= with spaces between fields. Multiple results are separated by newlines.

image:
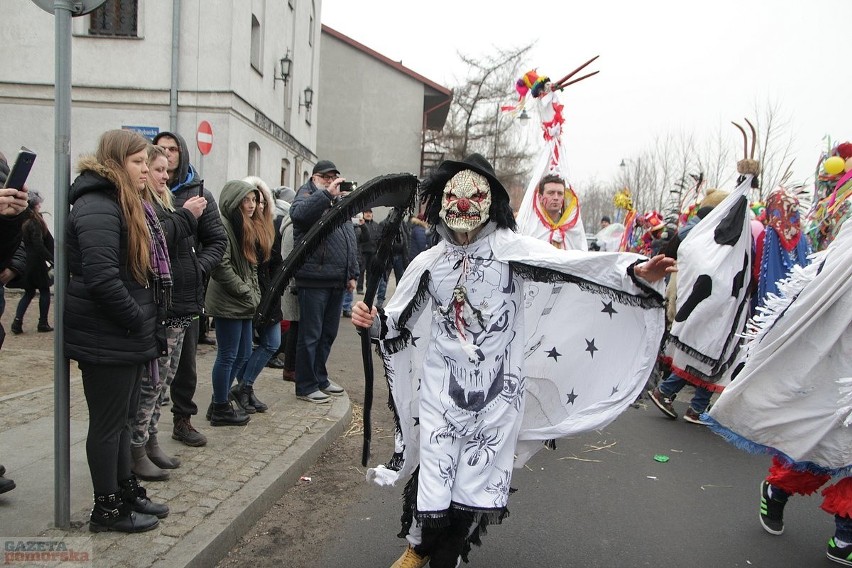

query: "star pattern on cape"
xmin=413 ymin=416 xmax=420 ymax=426
xmin=411 ymin=336 xmax=420 ymax=347
xmin=585 ymin=338 xmax=598 ymax=358
xmin=611 ymin=385 xmax=619 ymax=396
xmin=566 ymin=389 xmax=578 ymax=405
xmin=547 ymin=346 xmax=561 ymax=361
xmin=601 ymin=301 xmax=618 ymax=319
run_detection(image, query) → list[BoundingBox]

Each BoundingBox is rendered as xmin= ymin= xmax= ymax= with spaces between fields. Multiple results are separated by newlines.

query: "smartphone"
xmin=4 ymin=147 xmax=36 ymax=189
xmin=198 ymin=185 xmax=204 ymax=198
xmin=339 ymin=181 xmax=354 ymax=193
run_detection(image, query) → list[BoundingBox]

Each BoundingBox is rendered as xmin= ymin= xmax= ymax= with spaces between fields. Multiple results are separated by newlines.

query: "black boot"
xmin=145 ymin=433 xmax=181 ymax=469
xmin=89 ymin=491 xmax=159 ymax=533
xmin=119 ymin=476 xmax=169 ymax=519
xmin=10 ymin=318 xmax=22 ymax=335
xmin=0 ymin=473 xmax=15 ymax=495
xmin=246 ymin=384 xmax=268 ymax=413
xmin=230 ymin=383 xmax=256 ymax=414
xmin=37 ymin=321 xmax=54 ymax=332
xmin=209 ymin=401 xmax=250 ymax=426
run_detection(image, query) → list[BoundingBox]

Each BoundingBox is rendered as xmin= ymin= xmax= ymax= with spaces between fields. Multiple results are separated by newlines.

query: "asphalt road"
xmin=316 ymin=396 xmax=835 ymax=568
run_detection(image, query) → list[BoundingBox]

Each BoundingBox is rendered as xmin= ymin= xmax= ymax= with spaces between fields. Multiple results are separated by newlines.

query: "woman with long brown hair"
xmin=66 ymin=129 xmax=169 ymax=533
xmin=230 ymin=176 xmax=280 ymax=413
xmin=204 ymin=179 xmax=271 ymax=425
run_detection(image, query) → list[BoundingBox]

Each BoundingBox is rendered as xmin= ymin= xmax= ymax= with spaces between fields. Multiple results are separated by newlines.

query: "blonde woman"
xmin=129 ymin=145 xmax=206 ymax=481
xmin=65 ymin=130 xmax=169 ymax=532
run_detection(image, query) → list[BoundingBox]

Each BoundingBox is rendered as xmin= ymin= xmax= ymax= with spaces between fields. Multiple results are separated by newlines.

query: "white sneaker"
xmin=297 ymin=390 xmax=331 ymax=404
xmin=321 ymin=380 xmax=345 ymax=396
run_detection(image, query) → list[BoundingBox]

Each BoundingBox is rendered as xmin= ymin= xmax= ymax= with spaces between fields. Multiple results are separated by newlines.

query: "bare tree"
xmin=424 ymin=43 xmax=537 ymax=188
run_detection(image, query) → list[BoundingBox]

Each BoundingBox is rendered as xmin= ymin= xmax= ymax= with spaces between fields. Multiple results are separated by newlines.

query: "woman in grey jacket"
xmin=205 ymin=180 xmax=271 ymax=426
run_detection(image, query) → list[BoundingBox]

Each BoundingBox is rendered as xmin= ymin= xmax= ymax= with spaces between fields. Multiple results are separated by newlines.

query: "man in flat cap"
xmin=289 ymin=160 xmax=359 ymax=403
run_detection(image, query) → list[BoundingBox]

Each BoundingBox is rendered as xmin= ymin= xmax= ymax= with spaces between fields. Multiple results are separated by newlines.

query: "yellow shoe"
xmin=390 ymin=545 xmax=429 ymax=568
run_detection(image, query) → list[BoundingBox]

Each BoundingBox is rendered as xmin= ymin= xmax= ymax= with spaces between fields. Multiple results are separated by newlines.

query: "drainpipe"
xmin=169 ymin=0 xmax=181 ymax=131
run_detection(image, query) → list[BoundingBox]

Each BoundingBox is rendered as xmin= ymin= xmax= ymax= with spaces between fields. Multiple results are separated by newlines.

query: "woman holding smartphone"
xmin=128 ymin=145 xmax=206 ymax=481
xmin=66 ymin=130 xmax=169 ymax=533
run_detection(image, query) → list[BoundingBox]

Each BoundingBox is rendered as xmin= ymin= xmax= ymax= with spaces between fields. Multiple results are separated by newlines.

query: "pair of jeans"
xmin=15 ymin=287 xmax=51 ymax=323
xmin=79 ymin=362 xmax=143 ymax=494
xmin=376 ymin=254 xmax=407 ymax=305
xmin=237 ymin=321 xmax=281 ymax=387
xmin=657 ymin=372 xmax=713 ymax=413
xmin=211 ymin=317 xmax=253 ymax=403
xmin=295 ymin=287 xmax=343 ymax=396
xmin=342 ymin=290 xmax=353 ymax=312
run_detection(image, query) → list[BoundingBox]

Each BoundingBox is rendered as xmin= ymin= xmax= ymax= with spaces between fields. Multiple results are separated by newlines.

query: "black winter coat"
xmin=64 ymin=163 xmax=158 ymax=365
xmin=166 ymin=174 xmax=227 ymax=316
xmin=17 ymin=217 xmax=54 ymax=290
xmin=290 ymin=180 xmax=359 ymax=288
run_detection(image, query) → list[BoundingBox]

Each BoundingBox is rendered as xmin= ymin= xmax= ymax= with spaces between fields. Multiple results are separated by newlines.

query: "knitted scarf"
xmin=143 ymin=200 xmax=172 ymax=308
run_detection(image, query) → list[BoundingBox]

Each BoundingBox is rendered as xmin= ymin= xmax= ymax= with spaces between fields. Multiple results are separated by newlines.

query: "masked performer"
xmin=351 ymin=154 xmax=673 ymax=568
xmin=705 ymin=219 xmax=852 ymax=566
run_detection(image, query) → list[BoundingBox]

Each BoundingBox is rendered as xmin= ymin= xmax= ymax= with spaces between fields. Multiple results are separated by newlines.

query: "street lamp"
xmin=299 ymin=86 xmax=314 ymax=112
xmin=274 ymin=50 xmax=292 ymax=86
xmin=493 ymin=105 xmax=531 ymax=165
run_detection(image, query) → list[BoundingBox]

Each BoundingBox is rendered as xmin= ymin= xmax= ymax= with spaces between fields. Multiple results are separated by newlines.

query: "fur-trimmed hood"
xmin=69 ymin=156 xmax=120 ymax=205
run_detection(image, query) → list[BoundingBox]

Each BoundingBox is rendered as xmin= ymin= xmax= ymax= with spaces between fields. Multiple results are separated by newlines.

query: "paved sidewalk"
xmin=0 ymin=322 xmax=352 ymax=568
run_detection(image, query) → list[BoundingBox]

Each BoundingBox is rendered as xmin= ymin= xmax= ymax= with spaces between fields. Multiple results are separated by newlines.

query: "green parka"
xmin=205 ymin=180 xmax=261 ymax=319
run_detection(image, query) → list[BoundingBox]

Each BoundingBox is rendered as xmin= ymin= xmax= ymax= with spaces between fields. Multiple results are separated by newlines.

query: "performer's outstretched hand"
xmin=352 ymin=300 xmax=378 ymax=329
xmin=634 ymin=254 xmax=677 ymax=283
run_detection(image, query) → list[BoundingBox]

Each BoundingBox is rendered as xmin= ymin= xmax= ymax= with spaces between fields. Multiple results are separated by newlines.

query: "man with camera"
xmin=289 ymin=160 xmax=359 ymax=403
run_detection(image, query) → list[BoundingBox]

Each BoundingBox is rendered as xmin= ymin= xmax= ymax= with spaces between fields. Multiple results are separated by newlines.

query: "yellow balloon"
xmin=824 ymin=156 xmax=845 ymax=175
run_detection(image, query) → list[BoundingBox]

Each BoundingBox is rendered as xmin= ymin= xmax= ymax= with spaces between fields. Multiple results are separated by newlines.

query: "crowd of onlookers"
xmin=0 ymin=130 xmax=433 ymax=533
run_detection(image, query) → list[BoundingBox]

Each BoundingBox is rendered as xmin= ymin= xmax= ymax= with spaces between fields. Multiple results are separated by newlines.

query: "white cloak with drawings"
xmin=367 ymin=226 xmax=665 ymax=519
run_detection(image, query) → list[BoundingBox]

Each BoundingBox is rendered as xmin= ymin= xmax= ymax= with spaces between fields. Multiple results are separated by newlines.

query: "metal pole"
xmin=169 ymin=0 xmax=181 ymax=131
xmin=53 ymin=0 xmax=74 ymax=529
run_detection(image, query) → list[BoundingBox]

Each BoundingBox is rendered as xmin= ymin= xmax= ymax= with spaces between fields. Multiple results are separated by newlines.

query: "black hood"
xmin=153 ymin=130 xmax=191 ymax=190
xmin=69 ymin=157 xmax=118 ymax=205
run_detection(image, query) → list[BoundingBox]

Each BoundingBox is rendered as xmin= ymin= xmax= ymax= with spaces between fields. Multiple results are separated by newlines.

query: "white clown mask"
xmin=439 ymin=169 xmax=492 ymax=232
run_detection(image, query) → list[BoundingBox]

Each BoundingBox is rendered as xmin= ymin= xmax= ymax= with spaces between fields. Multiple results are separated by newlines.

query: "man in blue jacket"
xmin=289 ymin=160 xmax=359 ymax=403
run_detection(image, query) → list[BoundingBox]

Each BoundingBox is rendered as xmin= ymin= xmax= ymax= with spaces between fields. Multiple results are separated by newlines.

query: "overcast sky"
xmin=322 ymin=0 xmax=851 ymax=190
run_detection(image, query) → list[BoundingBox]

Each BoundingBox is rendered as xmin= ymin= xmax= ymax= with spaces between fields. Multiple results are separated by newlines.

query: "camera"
xmin=339 ymin=181 xmax=354 ymax=192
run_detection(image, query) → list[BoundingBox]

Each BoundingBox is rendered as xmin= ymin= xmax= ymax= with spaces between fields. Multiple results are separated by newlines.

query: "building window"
xmin=248 ymin=142 xmax=261 ymax=176
xmin=250 ymin=15 xmax=262 ymax=73
xmin=89 ymin=0 xmax=138 ymax=37
xmin=280 ymin=159 xmax=290 ymax=187
xmin=302 ymin=171 xmax=309 ymax=185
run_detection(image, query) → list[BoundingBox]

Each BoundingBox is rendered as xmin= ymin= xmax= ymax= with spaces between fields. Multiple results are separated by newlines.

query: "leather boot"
xmin=145 ymin=433 xmax=181 ymax=469
xmin=210 ymin=401 xmax=250 ymax=426
xmin=10 ymin=318 xmax=22 ymax=335
xmin=119 ymin=476 xmax=169 ymax=519
xmin=37 ymin=321 xmax=53 ymax=332
xmin=231 ymin=382 xmax=256 ymax=414
xmin=0 ymin=474 xmax=15 ymax=495
xmin=172 ymin=415 xmax=207 ymax=447
xmin=246 ymin=384 xmax=268 ymax=413
xmin=130 ymin=444 xmax=169 ymax=481
xmin=89 ymin=491 xmax=159 ymax=533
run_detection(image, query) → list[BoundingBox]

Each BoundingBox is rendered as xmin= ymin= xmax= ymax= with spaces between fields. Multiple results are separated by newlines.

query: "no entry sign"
xmin=197 ymin=121 xmax=213 ymax=155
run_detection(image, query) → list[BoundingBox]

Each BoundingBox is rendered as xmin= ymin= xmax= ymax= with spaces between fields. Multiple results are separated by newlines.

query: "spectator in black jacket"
xmin=129 ymin=145 xmax=207 ymax=482
xmin=153 ymin=131 xmax=227 ymax=448
xmin=66 ymin=129 xmax=168 ymax=533
xmin=357 ymin=208 xmax=381 ymax=293
xmin=0 ymin=152 xmax=28 ymax=495
xmin=290 ymin=160 xmax=359 ymax=403
xmin=9 ymin=191 xmax=54 ymax=334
